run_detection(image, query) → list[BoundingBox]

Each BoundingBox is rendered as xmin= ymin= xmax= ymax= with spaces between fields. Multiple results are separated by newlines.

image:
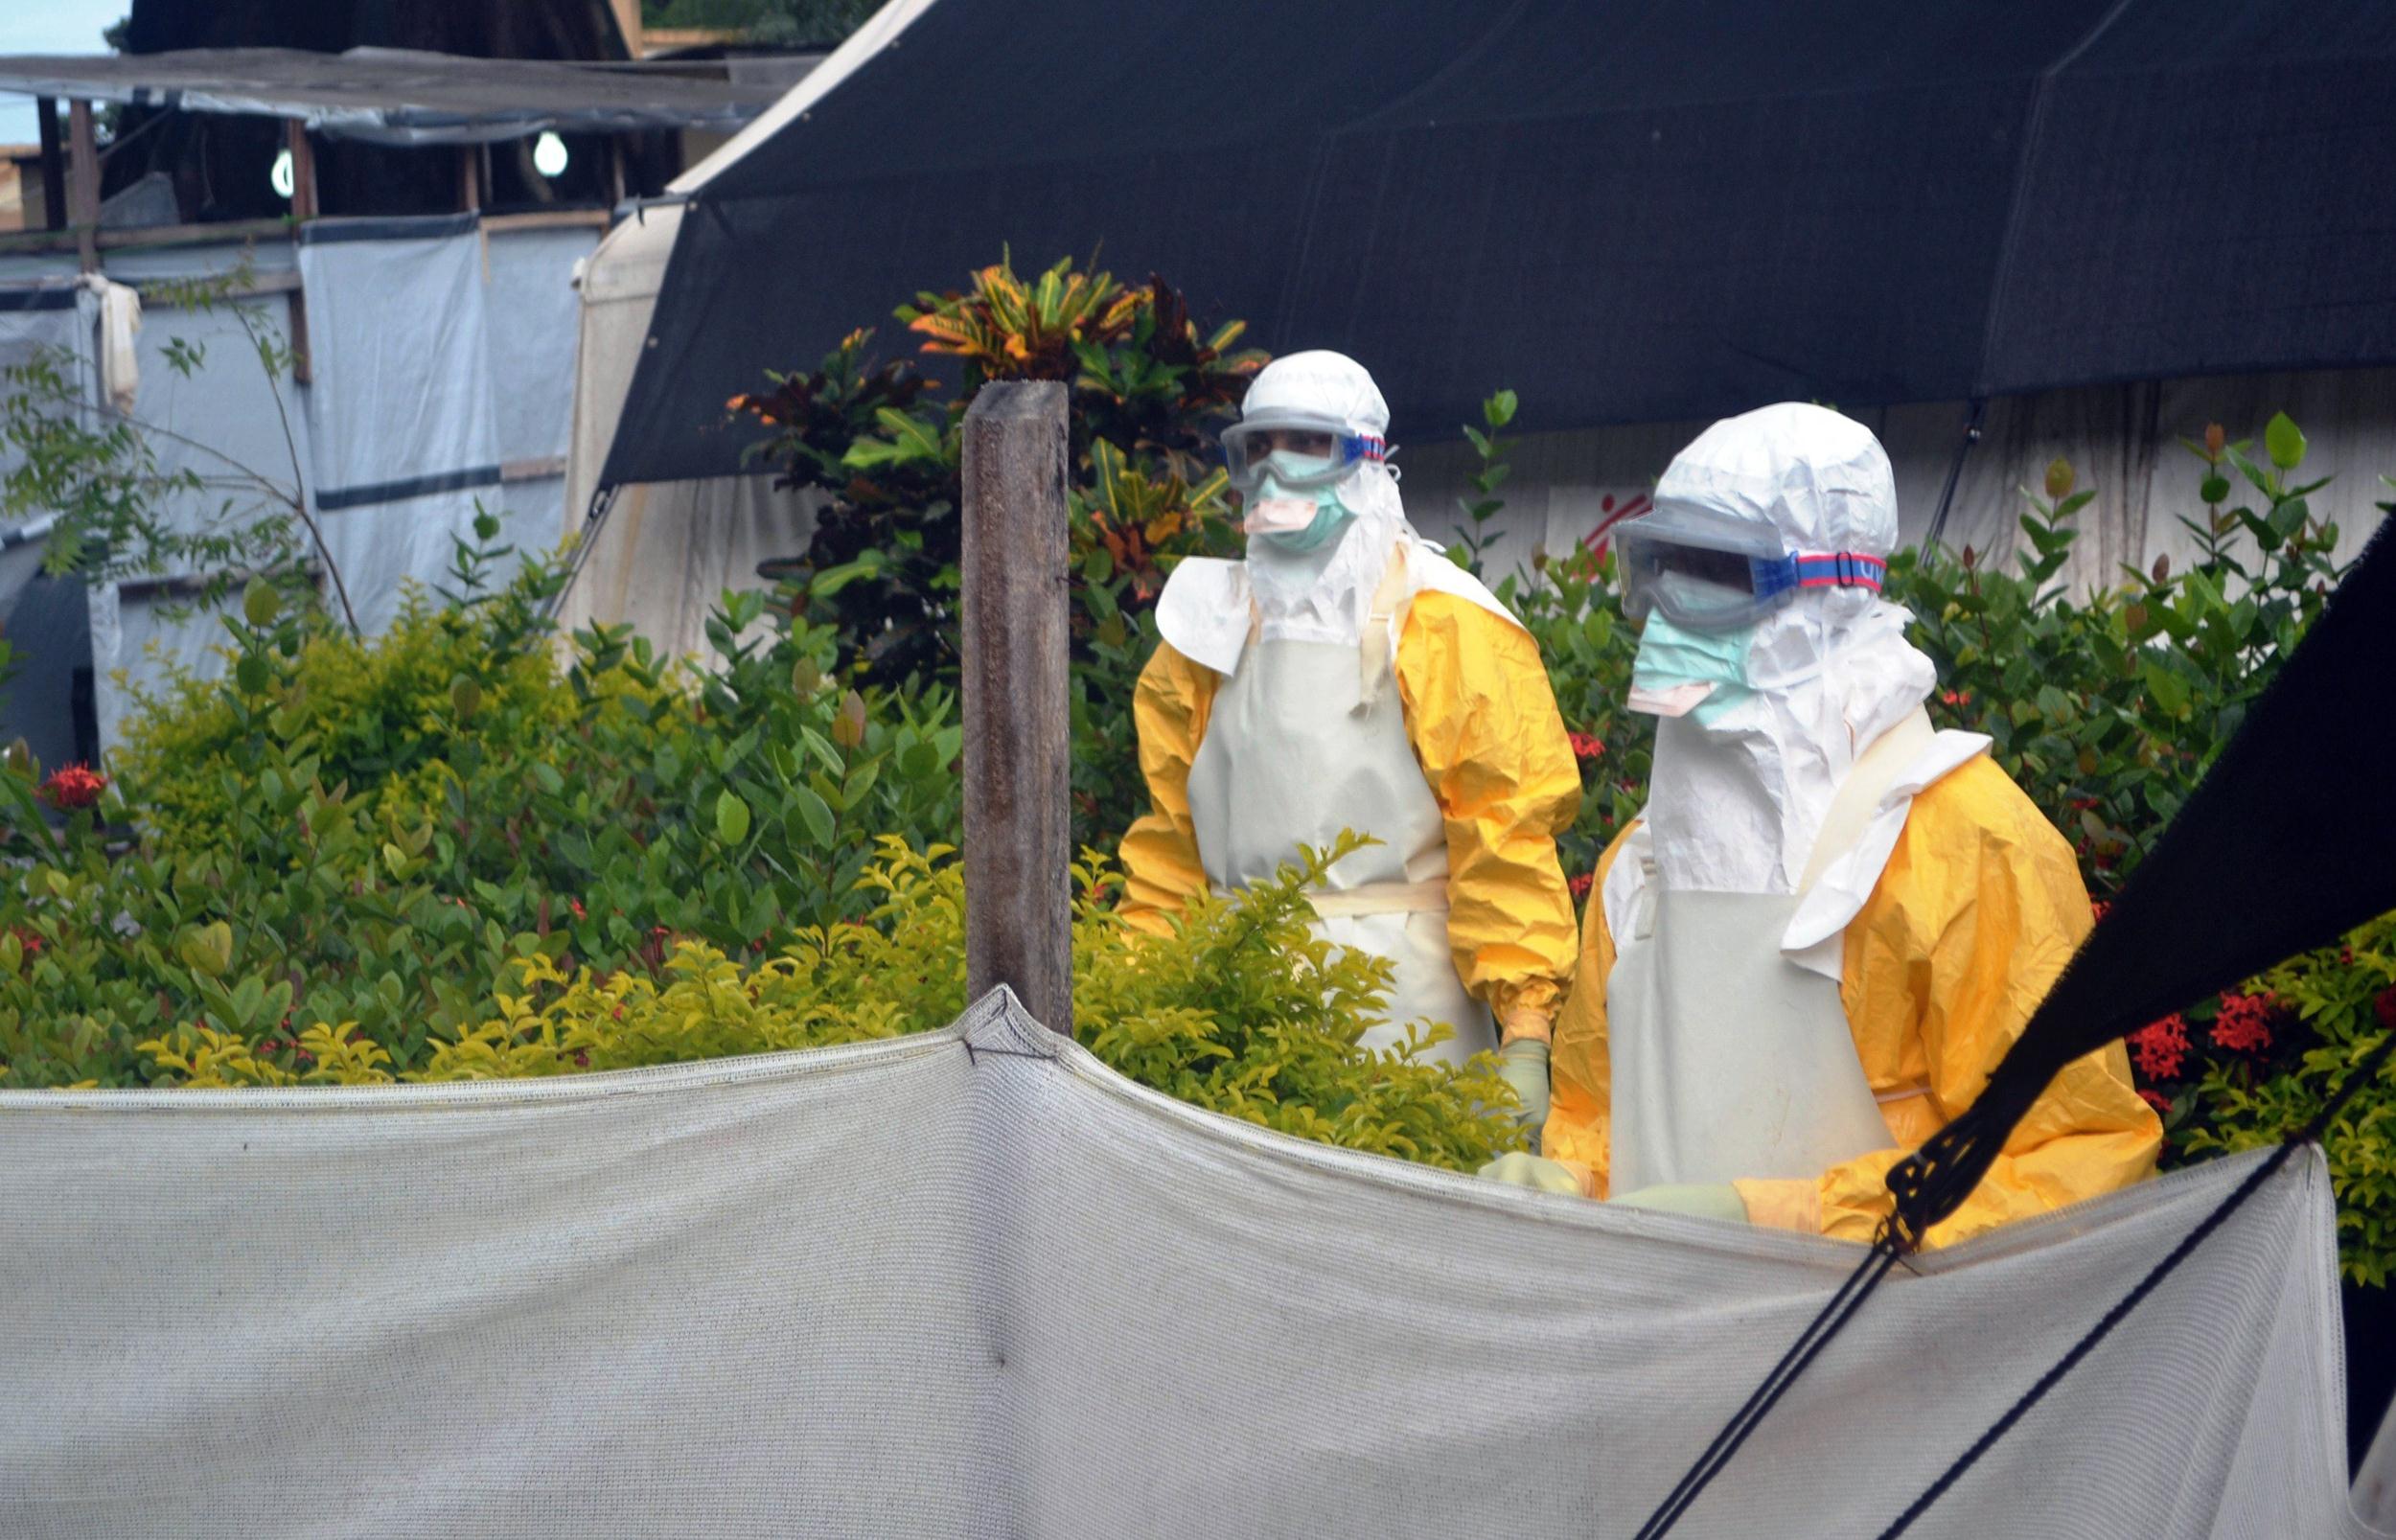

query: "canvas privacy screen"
xmin=0 ymin=990 xmax=2371 ymax=1537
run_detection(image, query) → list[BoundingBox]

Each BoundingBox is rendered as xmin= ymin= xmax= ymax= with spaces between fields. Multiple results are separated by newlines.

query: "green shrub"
xmin=1876 ymin=418 xmax=2396 ymax=1283
xmin=138 ymin=837 xmax=1525 ymax=1174
xmin=0 ymin=524 xmax=961 ymax=1090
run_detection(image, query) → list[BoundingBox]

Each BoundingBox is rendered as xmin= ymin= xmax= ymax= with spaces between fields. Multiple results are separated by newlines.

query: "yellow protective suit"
xmin=1544 ymin=754 xmax=2161 ymax=1247
xmin=1118 ymin=589 xmax=1581 ymax=1041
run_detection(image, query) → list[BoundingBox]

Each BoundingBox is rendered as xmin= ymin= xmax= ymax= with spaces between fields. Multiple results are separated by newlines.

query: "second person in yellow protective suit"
xmin=1485 ymin=402 xmax=2161 ymax=1247
xmin=1117 ymin=351 xmax=1579 ymax=1123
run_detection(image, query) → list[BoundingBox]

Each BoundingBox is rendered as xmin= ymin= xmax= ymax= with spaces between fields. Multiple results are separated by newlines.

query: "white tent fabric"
xmin=0 ymin=989 xmax=2374 ymax=1539
xmin=558 ymin=200 xmax=814 ymax=663
xmin=2363 ymin=1407 xmax=2396 ymax=1530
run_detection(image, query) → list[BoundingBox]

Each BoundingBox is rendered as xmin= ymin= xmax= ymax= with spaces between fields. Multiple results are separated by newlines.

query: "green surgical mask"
xmin=1631 ymin=613 xmax=1757 ymax=724
xmin=1250 ymin=471 xmax=1355 ymax=554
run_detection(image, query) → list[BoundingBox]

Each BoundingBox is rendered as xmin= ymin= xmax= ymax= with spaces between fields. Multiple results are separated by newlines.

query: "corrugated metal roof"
xmin=0 ymin=47 xmax=800 ymax=145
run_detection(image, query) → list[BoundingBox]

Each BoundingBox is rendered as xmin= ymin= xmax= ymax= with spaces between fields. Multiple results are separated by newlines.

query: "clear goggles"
xmin=1615 ymin=500 xmax=1887 ymax=632
xmin=1220 ymin=409 xmax=1387 ymax=494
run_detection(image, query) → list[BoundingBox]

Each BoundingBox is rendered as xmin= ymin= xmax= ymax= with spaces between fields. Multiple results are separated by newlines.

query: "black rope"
xmin=1874 ymin=1025 xmax=2395 ymax=1538
xmin=1633 ymin=1238 xmax=1902 ymax=1539
xmin=1921 ymin=397 xmax=1985 ymax=556
xmin=540 ymin=482 xmax=620 ymax=625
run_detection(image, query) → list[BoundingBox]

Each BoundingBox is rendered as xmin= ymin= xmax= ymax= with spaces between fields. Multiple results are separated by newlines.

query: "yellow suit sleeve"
xmin=1117 ymin=641 xmax=1218 ymax=937
xmin=1394 ymin=591 xmax=1581 ymax=1044
xmin=1735 ymin=758 xmax=2163 ymax=1247
xmin=1541 ymin=822 xmax=1642 ymax=1199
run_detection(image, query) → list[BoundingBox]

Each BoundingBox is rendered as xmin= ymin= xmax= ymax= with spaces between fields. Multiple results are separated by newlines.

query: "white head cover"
xmin=1641 ymin=403 xmax=1939 ymax=894
xmin=1235 ymin=350 xmax=1407 ymax=645
xmin=1155 ymin=351 xmax=1521 ymax=674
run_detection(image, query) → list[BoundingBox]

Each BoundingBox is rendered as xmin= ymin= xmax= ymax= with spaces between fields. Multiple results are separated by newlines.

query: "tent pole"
xmin=959 ymin=380 xmax=1072 ymax=1035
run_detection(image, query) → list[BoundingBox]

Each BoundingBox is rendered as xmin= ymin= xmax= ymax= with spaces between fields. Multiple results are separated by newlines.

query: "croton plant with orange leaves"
xmin=727 ymin=254 xmax=1264 ymax=840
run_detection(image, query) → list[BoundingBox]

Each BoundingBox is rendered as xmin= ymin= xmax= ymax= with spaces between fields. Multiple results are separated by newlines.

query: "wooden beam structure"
xmin=66 ymin=99 xmax=99 ymax=271
xmin=0 ymin=217 xmax=301 ymax=256
xmin=34 ymin=96 xmax=64 ymax=232
xmin=284 ymin=120 xmax=317 ymax=383
xmin=959 ymin=380 xmax=1073 ymax=1035
xmin=482 ymin=209 xmax=611 ymax=233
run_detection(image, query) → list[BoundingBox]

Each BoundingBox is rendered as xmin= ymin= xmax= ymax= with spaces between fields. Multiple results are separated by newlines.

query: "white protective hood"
xmin=1631 ymin=404 xmax=1987 ymax=967
xmin=1157 ymin=350 xmax=1515 ymax=675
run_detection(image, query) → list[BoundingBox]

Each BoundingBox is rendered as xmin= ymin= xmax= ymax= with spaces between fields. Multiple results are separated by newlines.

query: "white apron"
xmin=1185 ymin=636 xmax=1492 ymax=1068
xmin=1607 ymin=710 xmax=1947 ymax=1192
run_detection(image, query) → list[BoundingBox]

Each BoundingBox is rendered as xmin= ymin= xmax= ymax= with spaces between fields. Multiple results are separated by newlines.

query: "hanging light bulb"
xmin=269 ymin=147 xmax=294 ymax=199
xmin=533 ymin=132 xmax=569 ymax=179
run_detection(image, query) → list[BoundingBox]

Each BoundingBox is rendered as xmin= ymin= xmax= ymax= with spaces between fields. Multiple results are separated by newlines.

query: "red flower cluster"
xmin=2209 ymin=991 xmax=2275 ymax=1054
xmin=1567 ymin=732 xmax=1606 ymax=762
xmin=2129 ymin=1013 xmax=2190 ymax=1080
xmin=38 ymin=763 xmax=106 ymax=810
xmin=1939 ymin=689 xmax=1973 ymax=708
xmin=9 ymin=925 xmax=42 ymax=956
xmin=2089 ymin=900 xmax=2112 ymax=924
xmin=2378 ymin=987 xmax=2396 ymax=1033
xmin=2137 ymin=1088 xmax=2171 ymax=1117
xmin=568 ymin=899 xmax=587 ymax=922
xmin=1567 ymin=870 xmax=1594 ymax=901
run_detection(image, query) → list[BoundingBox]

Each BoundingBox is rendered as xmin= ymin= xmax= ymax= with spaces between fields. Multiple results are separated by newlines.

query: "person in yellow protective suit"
xmin=1484 ymin=402 xmax=2160 ymax=1247
xmin=1117 ymin=351 xmax=1578 ymax=1115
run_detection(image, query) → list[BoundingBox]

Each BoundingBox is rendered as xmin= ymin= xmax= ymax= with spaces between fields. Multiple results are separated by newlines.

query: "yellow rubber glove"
xmin=1610 ymin=1183 xmax=1749 ymax=1224
xmin=1478 ymin=1151 xmax=1583 ymax=1196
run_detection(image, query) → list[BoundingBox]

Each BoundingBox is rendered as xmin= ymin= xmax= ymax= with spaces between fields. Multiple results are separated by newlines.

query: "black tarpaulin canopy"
xmin=603 ymin=0 xmax=2396 ymax=488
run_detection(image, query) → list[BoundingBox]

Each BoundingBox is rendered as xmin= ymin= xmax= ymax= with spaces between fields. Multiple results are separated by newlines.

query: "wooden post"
xmin=285 ymin=120 xmax=318 ymax=220
xmin=66 ymin=100 xmax=99 ymax=272
xmin=960 ymin=380 xmax=1072 ymax=1035
xmin=284 ymin=121 xmax=316 ymax=384
xmin=35 ymin=97 xmax=64 ymax=232
xmin=458 ymin=144 xmax=481 ymax=212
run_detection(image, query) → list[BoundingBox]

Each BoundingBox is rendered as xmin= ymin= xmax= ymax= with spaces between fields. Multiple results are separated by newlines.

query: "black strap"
xmin=1874 ymin=1026 xmax=2392 ymax=1538
xmin=1635 ymin=1027 xmax=2391 ymax=1539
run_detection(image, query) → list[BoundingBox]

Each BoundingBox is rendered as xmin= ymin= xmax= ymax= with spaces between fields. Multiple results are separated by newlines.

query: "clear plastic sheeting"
xmin=486 ymin=224 xmax=587 ymax=477
xmin=0 ymin=990 xmax=2372 ymax=1539
xmin=299 ymin=220 xmax=495 ymax=500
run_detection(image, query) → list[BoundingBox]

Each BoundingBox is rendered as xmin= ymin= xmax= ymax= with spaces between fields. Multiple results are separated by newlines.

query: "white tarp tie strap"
xmin=77 ymin=273 xmax=143 ymax=415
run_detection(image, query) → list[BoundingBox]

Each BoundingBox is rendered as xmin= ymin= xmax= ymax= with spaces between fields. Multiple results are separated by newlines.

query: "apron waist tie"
xmin=1302 ymin=880 xmax=1449 ymax=918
